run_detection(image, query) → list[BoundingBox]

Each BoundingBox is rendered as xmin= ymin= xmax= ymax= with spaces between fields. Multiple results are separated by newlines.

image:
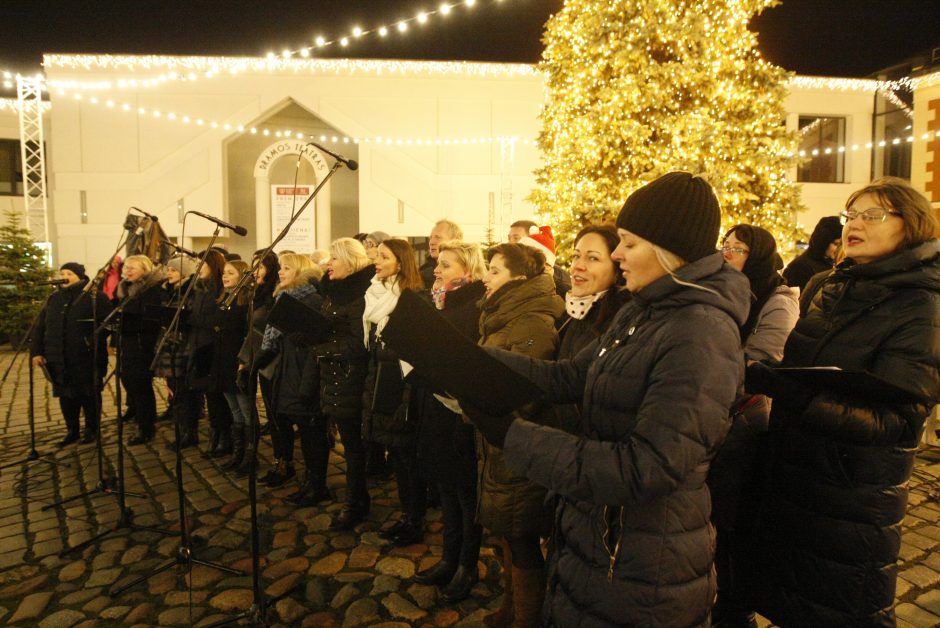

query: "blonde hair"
xmin=438 ymin=240 xmax=486 ymax=281
xmin=275 ymin=253 xmax=316 ymax=294
xmin=123 ymin=254 xmax=154 ymax=275
xmin=329 ymin=237 xmax=372 ymax=274
xmin=651 ymin=244 xmax=719 ymax=296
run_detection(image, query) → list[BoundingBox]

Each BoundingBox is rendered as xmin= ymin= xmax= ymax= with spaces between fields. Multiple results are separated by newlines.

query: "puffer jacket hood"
xmin=480 ymin=273 xmax=565 ymax=339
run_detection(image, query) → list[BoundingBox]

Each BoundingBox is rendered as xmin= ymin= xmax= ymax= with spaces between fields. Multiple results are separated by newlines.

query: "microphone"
xmin=129 ymin=206 xmax=159 ymax=220
xmin=189 ymin=211 xmax=249 ymax=237
xmin=166 ymin=241 xmax=199 ymax=257
xmin=35 ymin=278 xmax=69 ymax=286
xmin=308 ymin=142 xmax=359 ymax=171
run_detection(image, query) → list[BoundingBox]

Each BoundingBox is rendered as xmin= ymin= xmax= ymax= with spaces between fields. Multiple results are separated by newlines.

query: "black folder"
xmin=382 ymin=289 xmax=542 ymax=417
xmin=145 ymin=304 xmax=190 ymax=327
xmin=774 ymin=367 xmax=920 ymax=403
xmin=267 ymin=293 xmax=331 ymax=345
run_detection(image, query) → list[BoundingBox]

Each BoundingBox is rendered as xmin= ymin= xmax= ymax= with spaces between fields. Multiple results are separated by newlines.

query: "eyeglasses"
xmin=839 ymin=208 xmax=901 ymax=225
xmin=720 ymin=245 xmax=749 ymax=256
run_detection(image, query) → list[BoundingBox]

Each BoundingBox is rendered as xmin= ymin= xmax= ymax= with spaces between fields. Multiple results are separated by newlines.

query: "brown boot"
xmin=484 ymin=539 xmax=514 ymax=627
xmin=511 ymin=565 xmax=546 ymax=628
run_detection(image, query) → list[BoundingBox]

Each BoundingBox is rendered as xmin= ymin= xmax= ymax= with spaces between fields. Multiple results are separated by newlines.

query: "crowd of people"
xmin=28 ymin=172 xmax=940 ymax=626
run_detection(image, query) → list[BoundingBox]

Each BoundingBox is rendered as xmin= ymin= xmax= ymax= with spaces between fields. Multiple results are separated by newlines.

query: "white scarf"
xmin=565 ymin=290 xmax=607 ymax=320
xmin=363 ymin=275 xmax=401 ymax=347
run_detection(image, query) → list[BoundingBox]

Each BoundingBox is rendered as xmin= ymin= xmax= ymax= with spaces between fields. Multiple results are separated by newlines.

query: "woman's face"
xmin=721 ymin=232 xmax=750 ymax=272
xmin=364 ymin=238 xmax=379 ymax=262
xmin=569 ymin=233 xmax=617 ymax=297
xmin=278 ymin=260 xmax=297 ymax=287
xmin=122 ymin=261 xmax=146 ymax=282
xmin=166 ymin=267 xmax=181 ymax=285
xmin=222 ymin=263 xmax=241 ymax=289
xmin=253 ymin=261 xmax=267 ymax=284
xmin=198 ymin=262 xmax=212 ymax=279
xmin=59 ymin=269 xmax=81 ymax=287
xmin=842 ymin=193 xmax=906 ymax=265
xmin=434 ymin=250 xmax=468 ymax=286
xmin=328 ymin=254 xmax=352 ymax=280
xmin=483 ymin=253 xmax=522 ymax=299
xmin=374 ymin=244 xmax=400 ymax=281
xmin=612 ymin=229 xmax=668 ymax=293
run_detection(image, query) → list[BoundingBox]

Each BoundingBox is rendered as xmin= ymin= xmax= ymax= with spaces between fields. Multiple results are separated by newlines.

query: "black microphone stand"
xmin=111 ymin=224 xmax=243 ymax=597
xmin=59 ymin=289 xmax=177 ymax=557
xmin=0 ymin=287 xmax=70 ymax=480
xmin=41 ymin=233 xmax=144 ymax=511
xmin=208 ymin=158 xmax=345 ymax=627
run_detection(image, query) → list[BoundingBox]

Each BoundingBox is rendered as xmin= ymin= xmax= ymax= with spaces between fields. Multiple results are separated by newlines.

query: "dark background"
xmin=2 ymin=0 xmax=938 ymax=77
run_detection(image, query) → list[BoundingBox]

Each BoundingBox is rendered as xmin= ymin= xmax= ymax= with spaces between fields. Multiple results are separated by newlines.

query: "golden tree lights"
xmin=532 ymin=0 xmax=807 ymax=258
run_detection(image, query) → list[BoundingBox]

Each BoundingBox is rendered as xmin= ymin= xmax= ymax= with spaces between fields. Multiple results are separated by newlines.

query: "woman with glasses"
xmin=743 ymin=177 xmax=940 ymax=626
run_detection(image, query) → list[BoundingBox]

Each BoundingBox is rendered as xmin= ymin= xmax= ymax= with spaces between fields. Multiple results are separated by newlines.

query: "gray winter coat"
xmin=492 ymin=253 xmax=749 ymax=627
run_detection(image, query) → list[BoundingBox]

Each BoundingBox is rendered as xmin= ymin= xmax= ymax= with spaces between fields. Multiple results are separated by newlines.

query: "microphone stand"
xmin=41 ymin=231 xmax=144 ymax=511
xmin=208 ymin=157 xmax=345 ymax=627
xmin=0 ymin=288 xmax=70 ymax=480
xmin=59 ymin=289 xmax=177 ymax=557
xmin=112 ymin=224 xmax=243 ymax=597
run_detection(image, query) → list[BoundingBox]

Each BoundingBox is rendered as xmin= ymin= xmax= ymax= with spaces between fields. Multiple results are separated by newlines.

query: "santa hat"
xmin=519 ymin=226 xmax=557 ymax=266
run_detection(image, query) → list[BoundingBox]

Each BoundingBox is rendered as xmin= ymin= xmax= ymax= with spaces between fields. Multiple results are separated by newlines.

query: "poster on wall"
xmin=271 ymin=185 xmax=315 ymax=253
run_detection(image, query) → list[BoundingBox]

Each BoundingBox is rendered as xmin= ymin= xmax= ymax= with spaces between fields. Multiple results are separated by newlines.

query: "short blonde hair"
xmin=275 ymin=253 xmax=316 ymax=294
xmin=438 ymin=240 xmax=486 ymax=281
xmin=124 ymin=254 xmax=154 ymax=274
xmin=329 ymin=237 xmax=372 ymax=274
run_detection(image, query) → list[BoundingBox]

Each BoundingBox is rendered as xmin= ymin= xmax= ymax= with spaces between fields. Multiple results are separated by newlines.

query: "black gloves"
xmin=252 ymin=349 xmax=276 ymax=373
xmin=462 ymin=400 xmax=517 ymax=449
xmin=236 ymin=368 xmax=250 ymax=394
xmin=745 ymin=362 xmax=814 ymax=414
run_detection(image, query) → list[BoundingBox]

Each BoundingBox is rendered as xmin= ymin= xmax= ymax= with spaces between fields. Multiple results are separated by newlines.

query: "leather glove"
xmin=745 ymin=362 xmax=814 ymax=414
xmin=236 ymin=368 xmax=250 ymax=394
xmin=252 ymin=349 xmax=277 ymax=372
xmin=461 ymin=399 xmax=517 ymax=449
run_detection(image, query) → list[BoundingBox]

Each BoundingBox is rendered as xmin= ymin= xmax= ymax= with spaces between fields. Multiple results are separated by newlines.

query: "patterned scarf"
xmin=565 ymin=290 xmax=608 ymax=320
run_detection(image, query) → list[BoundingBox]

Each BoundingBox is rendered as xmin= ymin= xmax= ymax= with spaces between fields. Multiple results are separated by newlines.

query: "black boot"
xmin=222 ymin=425 xmax=245 ymax=470
xmin=202 ymin=428 xmax=220 ymax=458
xmin=58 ymin=429 xmax=80 ymax=448
xmin=412 ymin=559 xmax=457 ymax=586
xmin=329 ymin=499 xmax=369 ymax=530
xmin=235 ymin=427 xmax=259 ymax=477
xmin=263 ymin=460 xmax=296 ymax=487
xmin=212 ymin=428 xmax=233 ymax=458
xmin=439 ymin=564 xmax=479 ymax=604
xmin=288 ymin=476 xmax=332 ymax=506
xmin=128 ymin=425 xmax=154 ymax=446
xmin=78 ymin=423 xmax=97 ymax=445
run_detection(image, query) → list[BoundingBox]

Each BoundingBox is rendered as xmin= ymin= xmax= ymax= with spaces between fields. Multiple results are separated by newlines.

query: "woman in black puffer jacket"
xmin=300 ymin=238 xmax=373 ymax=509
xmin=463 ymin=173 xmax=749 ymax=627
xmin=743 ymin=177 xmax=940 ymax=627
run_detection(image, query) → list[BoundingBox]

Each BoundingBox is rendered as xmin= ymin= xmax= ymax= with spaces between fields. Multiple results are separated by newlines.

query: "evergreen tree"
xmin=532 ymin=0 xmax=805 ymax=259
xmin=0 ymin=210 xmax=51 ymax=343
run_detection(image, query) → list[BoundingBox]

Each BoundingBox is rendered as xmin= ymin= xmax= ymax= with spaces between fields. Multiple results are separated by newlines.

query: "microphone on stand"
xmin=307 ymin=142 xmax=359 ymax=171
xmin=166 ymin=241 xmax=199 ymax=258
xmin=188 ymin=211 xmax=249 ymax=237
xmin=34 ymin=278 xmax=69 ymax=286
xmin=129 ymin=206 xmax=159 ymax=221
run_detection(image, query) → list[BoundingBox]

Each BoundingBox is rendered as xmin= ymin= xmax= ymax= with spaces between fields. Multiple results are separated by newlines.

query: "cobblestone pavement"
xmin=1 ymin=347 xmax=939 ymax=627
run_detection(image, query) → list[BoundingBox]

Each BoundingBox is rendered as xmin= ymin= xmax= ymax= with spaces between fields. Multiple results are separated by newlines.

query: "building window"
xmin=0 ymin=139 xmax=23 ymax=196
xmin=871 ymin=91 xmax=912 ymax=180
xmin=797 ymin=116 xmax=845 ymax=183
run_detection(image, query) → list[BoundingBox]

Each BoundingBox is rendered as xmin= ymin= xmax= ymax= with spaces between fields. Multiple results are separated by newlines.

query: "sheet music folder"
xmin=267 ymin=293 xmax=331 ymax=345
xmin=774 ymin=367 xmax=920 ymax=403
xmin=382 ymin=289 xmax=542 ymax=417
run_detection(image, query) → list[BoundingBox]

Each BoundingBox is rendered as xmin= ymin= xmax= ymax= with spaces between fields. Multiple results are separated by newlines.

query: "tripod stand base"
xmin=59 ymin=506 xmax=178 ymax=558
xmin=0 ymin=448 xmax=70 ymax=471
xmin=201 ymin=584 xmax=300 ymax=628
xmin=42 ymin=477 xmax=145 ymax=512
xmin=110 ymin=543 xmax=244 ymax=597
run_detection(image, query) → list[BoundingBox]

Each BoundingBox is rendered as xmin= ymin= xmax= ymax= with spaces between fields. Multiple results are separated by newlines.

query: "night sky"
xmin=2 ymin=0 xmax=938 ymax=78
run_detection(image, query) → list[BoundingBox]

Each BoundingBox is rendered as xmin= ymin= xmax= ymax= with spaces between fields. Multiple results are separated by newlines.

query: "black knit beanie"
xmin=60 ymin=262 xmax=86 ymax=279
xmin=616 ymin=172 xmax=722 ymax=263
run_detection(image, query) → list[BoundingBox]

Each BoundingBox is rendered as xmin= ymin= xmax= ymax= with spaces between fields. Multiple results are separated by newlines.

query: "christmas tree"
xmin=532 ymin=0 xmax=805 ymax=259
xmin=0 ymin=210 xmax=52 ymax=344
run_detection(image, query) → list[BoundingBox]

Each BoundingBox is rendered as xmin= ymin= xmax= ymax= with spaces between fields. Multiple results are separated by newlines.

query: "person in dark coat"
xmin=476 ymin=243 xmax=564 ymax=628
xmin=254 ymin=253 xmax=323 ymax=489
xmin=186 ymin=249 xmax=234 ymax=457
xmin=116 ymin=255 xmax=166 ymax=445
xmin=302 ymin=238 xmax=372 ymax=508
xmin=463 ymin=172 xmax=749 ymax=627
xmin=554 ymin=225 xmax=628 ymax=435
xmin=411 ymin=240 xmax=488 ymax=603
xmin=743 ymin=177 xmax=940 ymax=627
xmin=31 ymin=262 xmax=113 ymax=447
xmin=708 ymin=225 xmax=798 ymax=628
xmin=217 ymin=260 xmax=251 ymax=471
xmin=782 ymin=215 xmax=842 ymax=291
xmin=350 ymin=239 xmax=425 ymax=533
xmin=236 ymin=251 xmax=280 ymax=477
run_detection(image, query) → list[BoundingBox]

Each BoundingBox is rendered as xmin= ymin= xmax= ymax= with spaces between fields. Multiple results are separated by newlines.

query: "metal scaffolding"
xmin=16 ymin=75 xmax=49 ymax=243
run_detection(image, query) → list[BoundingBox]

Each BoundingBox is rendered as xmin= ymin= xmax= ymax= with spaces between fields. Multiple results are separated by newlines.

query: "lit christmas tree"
xmin=532 ymin=0 xmax=805 ymax=259
xmin=0 ymin=210 xmax=51 ymax=345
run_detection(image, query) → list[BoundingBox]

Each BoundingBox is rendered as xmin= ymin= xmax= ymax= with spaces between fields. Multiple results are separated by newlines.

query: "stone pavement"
xmin=0 ymin=346 xmax=939 ymax=627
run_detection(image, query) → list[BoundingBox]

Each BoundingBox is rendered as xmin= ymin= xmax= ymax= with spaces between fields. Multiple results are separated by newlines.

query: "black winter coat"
xmin=31 ymin=280 xmax=113 ymax=397
xmin=186 ymin=278 xmax=224 ymax=392
xmin=361 ymin=322 xmax=413 ymax=448
xmin=212 ymin=298 xmax=249 ymax=394
xmin=416 ymin=280 xmax=487 ymax=484
xmin=268 ymin=283 xmax=322 ymax=418
xmin=745 ymin=239 xmax=940 ymax=627
xmin=493 ymin=254 xmax=749 ymax=627
xmin=313 ymin=267 xmax=373 ymax=424
xmin=116 ymin=271 xmax=165 ymax=374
